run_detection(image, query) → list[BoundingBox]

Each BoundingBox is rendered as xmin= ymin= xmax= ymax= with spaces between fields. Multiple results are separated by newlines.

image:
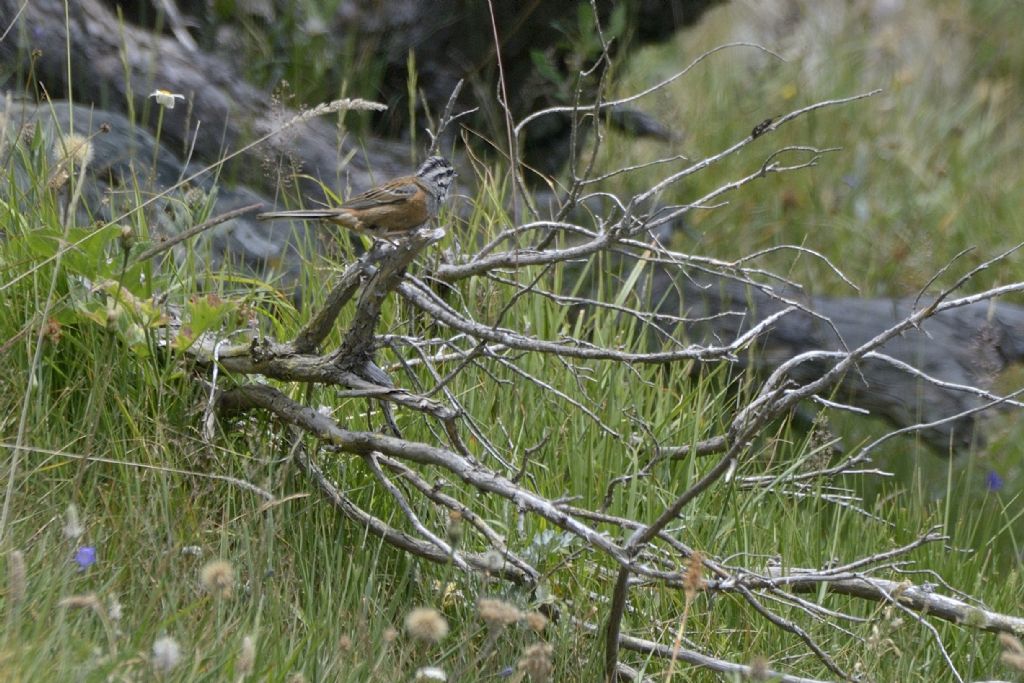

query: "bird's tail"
xmin=257 ymin=208 xmax=345 ymax=221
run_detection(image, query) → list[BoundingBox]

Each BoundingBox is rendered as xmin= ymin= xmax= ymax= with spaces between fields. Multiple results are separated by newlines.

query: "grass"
xmin=2 ymin=1 xmax=1024 ymax=681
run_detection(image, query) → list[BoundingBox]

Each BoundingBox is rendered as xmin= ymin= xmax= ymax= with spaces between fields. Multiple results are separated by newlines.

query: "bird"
xmin=257 ymin=156 xmax=456 ymax=239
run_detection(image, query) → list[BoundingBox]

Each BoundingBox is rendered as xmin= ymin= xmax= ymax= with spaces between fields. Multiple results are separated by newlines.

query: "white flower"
xmin=152 ymin=635 xmax=182 ymax=673
xmin=149 ymin=89 xmax=185 ymax=109
xmin=414 ymin=667 xmax=447 ymax=681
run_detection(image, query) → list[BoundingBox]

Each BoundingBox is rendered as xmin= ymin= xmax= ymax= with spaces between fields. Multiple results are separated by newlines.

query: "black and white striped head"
xmin=416 ymin=156 xmax=456 ymax=204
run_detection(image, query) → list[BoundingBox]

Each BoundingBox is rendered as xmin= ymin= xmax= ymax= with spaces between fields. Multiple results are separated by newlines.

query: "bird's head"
xmin=417 ymin=156 xmax=456 ymax=203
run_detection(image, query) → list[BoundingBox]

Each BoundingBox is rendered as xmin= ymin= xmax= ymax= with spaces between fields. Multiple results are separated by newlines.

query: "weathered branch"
xmin=217 ymin=382 xmax=631 ymax=566
xmin=333 ymin=229 xmax=444 ymax=374
xmin=764 ymin=567 xmax=1024 ymax=636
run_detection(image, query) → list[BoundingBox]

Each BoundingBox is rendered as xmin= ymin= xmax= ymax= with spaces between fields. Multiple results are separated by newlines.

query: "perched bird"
xmin=257 ymin=156 xmax=455 ymax=239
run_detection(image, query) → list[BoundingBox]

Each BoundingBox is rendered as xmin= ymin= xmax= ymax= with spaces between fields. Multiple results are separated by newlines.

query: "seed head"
xmin=1000 ymin=633 xmax=1024 ymax=671
xmin=684 ymin=551 xmax=705 ymax=602
xmin=404 ymin=607 xmax=449 ymax=644
xmin=481 ymin=549 xmax=504 ymax=573
xmin=200 ymin=559 xmax=235 ymax=598
xmin=7 ymin=550 xmax=26 ymax=605
xmin=517 ymin=642 xmax=554 ymax=682
xmin=62 ymin=503 xmax=84 ymax=540
xmin=152 ymin=635 xmax=183 ymax=673
xmin=237 ymin=635 xmax=256 ymax=678
xmin=59 ymin=133 xmax=94 ymax=169
xmin=107 ymin=594 xmax=123 ymax=623
xmin=43 ymin=317 xmax=62 ymax=344
xmin=59 ymin=593 xmax=102 ymax=612
xmin=477 ymin=598 xmax=522 ymax=630
xmin=525 ymin=611 xmax=548 ymax=633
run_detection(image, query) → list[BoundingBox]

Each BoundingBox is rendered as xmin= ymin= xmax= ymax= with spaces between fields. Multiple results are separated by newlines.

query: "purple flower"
xmin=498 ymin=666 xmax=515 ymax=678
xmin=74 ymin=546 xmax=97 ymax=571
xmin=985 ymin=470 xmax=1004 ymax=492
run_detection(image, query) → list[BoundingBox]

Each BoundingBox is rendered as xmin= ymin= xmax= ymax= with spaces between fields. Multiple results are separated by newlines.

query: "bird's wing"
xmin=343 ymin=181 xmax=419 ymax=210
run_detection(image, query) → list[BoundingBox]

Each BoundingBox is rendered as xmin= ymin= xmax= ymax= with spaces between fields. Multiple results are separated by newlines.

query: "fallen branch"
xmin=764 ymin=566 xmax=1024 ymax=636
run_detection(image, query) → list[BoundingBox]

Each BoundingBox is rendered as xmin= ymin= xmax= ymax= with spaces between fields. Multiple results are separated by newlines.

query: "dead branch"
xmin=764 ymin=566 xmax=1024 ymax=636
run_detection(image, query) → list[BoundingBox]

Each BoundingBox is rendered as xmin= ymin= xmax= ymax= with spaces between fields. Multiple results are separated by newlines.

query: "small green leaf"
xmin=184 ymin=292 xmax=236 ymax=338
